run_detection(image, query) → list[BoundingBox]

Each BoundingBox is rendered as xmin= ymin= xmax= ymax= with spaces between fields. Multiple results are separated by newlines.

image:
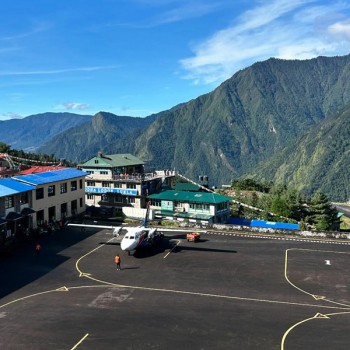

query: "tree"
xmin=270 ymin=196 xmax=290 ymax=218
xmin=0 ymin=142 xmax=10 ymax=153
xmin=231 ymin=178 xmax=272 ymax=193
xmin=284 ymin=189 xmax=307 ymax=222
xmin=309 ymin=192 xmax=338 ymax=231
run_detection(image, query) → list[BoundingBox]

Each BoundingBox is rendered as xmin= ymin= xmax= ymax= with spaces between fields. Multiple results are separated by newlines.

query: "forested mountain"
xmin=250 ymin=102 xmax=350 ymax=201
xmin=0 ymin=112 xmax=92 ymax=151
xmin=131 ymin=55 xmax=350 ymax=188
xmin=4 ymin=54 xmax=350 ymax=200
xmin=38 ymin=112 xmax=158 ymax=162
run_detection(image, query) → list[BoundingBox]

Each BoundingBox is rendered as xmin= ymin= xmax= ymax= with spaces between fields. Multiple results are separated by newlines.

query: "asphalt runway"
xmin=1 ymin=226 xmax=350 ymax=350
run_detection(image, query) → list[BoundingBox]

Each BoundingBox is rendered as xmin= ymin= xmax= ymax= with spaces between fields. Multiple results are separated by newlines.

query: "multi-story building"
xmin=11 ymin=168 xmax=87 ymax=227
xmin=78 ymin=152 xmax=176 ymax=217
xmin=0 ymin=178 xmax=35 ymax=243
xmin=0 ymin=168 xmax=87 ymax=249
xmin=148 ymin=190 xmax=232 ymax=224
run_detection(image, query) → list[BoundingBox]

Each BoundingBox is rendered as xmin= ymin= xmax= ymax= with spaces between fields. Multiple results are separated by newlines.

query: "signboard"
xmin=85 ymin=186 xmax=137 ymax=196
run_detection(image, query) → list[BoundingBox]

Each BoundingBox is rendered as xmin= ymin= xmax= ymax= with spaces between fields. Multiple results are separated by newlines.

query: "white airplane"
xmin=119 ymin=201 xmax=164 ymax=255
xmin=68 ymin=202 xmax=163 ymax=255
xmin=120 ymin=226 xmax=163 ymax=255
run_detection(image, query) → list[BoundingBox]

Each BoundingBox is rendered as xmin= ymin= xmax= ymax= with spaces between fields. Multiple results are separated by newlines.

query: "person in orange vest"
xmin=115 ymin=254 xmax=121 ymax=270
xmin=35 ymin=243 xmax=41 ymax=255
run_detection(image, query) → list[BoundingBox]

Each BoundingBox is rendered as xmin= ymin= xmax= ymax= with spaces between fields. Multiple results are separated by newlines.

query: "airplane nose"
xmin=121 ymin=238 xmax=136 ymax=252
xmin=120 ymin=240 xmax=128 ymax=251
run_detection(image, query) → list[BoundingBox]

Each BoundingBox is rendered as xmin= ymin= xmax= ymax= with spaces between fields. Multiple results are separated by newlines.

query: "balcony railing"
xmin=112 ymin=170 xmax=177 ymax=182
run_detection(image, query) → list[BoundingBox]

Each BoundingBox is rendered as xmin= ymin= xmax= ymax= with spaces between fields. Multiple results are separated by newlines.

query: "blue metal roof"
xmin=0 ymin=178 xmax=36 ymax=196
xmin=13 ymin=168 xmax=87 ymax=186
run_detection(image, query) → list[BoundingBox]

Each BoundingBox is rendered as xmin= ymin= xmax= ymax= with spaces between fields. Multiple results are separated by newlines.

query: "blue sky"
xmin=0 ymin=0 xmax=349 ymax=120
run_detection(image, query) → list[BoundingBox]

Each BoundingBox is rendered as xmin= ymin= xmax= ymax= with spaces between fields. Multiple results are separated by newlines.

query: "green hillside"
xmin=132 ymin=55 xmax=350 ymax=186
xmin=38 ymin=112 xmax=158 ymax=162
xmin=9 ymin=54 xmax=350 ymax=201
xmin=250 ymin=103 xmax=350 ymax=201
xmin=0 ymin=112 xmax=92 ymax=151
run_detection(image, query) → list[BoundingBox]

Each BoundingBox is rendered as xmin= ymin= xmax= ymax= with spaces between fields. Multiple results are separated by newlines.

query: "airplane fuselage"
xmin=120 ymin=227 xmax=162 ymax=254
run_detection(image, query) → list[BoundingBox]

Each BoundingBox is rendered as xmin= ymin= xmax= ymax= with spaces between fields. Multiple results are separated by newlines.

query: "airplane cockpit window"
xmin=125 ymin=236 xmax=129 ymax=239
xmin=130 ymin=236 xmax=134 ymax=239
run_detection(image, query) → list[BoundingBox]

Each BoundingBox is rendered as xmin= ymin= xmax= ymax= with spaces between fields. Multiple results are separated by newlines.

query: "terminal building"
xmin=78 ymin=152 xmax=176 ymax=217
xmin=0 ymin=168 xmax=87 ymax=246
xmin=78 ymin=152 xmax=232 ymax=224
xmin=148 ymin=190 xmax=232 ymax=225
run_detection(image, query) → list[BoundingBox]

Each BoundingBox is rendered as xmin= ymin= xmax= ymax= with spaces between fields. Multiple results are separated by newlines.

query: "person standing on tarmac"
xmin=35 ymin=243 xmax=41 ymax=255
xmin=115 ymin=254 xmax=121 ymax=270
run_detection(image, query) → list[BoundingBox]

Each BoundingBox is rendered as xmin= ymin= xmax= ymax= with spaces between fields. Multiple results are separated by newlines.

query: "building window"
xmin=80 ymin=198 xmax=83 ymax=207
xmin=20 ymin=192 xmax=29 ymax=204
xmin=87 ymin=181 xmax=95 ymax=186
xmin=36 ymin=188 xmax=44 ymax=200
xmin=217 ymin=202 xmax=227 ymax=211
xmin=127 ymin=183 xmax=136 ymax=189
xmin=100 ymin=171 xmax=108 ymax=175
xmin=48 ymin=185 xmax=55 ymax=197
xmin=5 ymin=196 xmax=14 ymax=209
xmin=94 ymin=159 xmax=99 ymax=164
xmin=87 ymin=194 xmax=94 ymax=200
xmin=79 ymin=179 xmax=83 ymax=189
xmin=87 ymin=170 xmax=94 ymax=174
xmin=151 ymin=199 xmax=161 ymax=207
xmin=127 ymin=197 xmax=135 ymax=204
xmin=102 ymin=181 xmax=110 ymax=187
xmin=71 ymin=180 xmax=77 ymax=191
xmin=60 ymin=183 xmax=67 ymax=194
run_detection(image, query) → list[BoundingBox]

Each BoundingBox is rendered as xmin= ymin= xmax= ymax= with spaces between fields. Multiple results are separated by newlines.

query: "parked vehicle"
xmin=186 ymin=232 xmax=200 ymax=242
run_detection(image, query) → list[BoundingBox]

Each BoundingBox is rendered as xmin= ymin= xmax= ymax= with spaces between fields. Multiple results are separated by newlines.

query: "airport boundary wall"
xmin=210 ymin=223 xmax=350 ymax=240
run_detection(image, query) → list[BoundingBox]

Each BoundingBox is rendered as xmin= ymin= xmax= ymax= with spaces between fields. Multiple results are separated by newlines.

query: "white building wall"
xmin=32 ymin=177 xmax=86 ymax=227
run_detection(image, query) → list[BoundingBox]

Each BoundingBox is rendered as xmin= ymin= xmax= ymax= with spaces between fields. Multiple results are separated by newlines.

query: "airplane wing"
xmin=67 ymin=223 xmax=122 ymax=236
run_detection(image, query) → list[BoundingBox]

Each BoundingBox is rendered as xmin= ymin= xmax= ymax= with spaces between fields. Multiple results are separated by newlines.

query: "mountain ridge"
xmin=3 ymin=54 xmax=350 ymax=200
xmin=0 ymin=112 xmax=92 ymax=151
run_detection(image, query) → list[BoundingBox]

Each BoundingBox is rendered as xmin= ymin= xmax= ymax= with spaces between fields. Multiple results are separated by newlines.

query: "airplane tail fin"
xmin=142 ymin=201 xmax=151 ymax=228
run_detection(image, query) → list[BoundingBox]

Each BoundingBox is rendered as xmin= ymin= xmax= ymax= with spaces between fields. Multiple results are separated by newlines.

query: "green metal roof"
xmin=148 ymin=190 xmax=232 ymax=204
xmin=79 ymin=153 xmax=144 ymax=168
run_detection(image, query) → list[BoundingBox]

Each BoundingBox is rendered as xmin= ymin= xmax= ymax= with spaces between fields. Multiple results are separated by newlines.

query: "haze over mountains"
xmin=2 ymin=54 xmax=350 ymax=201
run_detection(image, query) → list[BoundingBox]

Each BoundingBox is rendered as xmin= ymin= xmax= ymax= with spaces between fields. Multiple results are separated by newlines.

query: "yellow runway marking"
xmin=73 ymin=238 xmax=350 ymax=312
xmin=70 ymin=333 xmax=89 ymax=350
xmin=75 ymin=236 xmax=116 ymax=276
xmin=3 ymin=238 xmax=348 ymax=347
xmin=281 ymin=248 xmax=350 ymax=348
xmin=0 ymin=287 xmax=69 ymax=309
xmin=280 ymin=313 xmax=329 ymax=350
xmin=284 ymin=248 xmax=350 ymax=307
xmin=72 ymin=274 xmax=350 ymax=311
xmin=163 ymin=240 xmax=180 ymax=259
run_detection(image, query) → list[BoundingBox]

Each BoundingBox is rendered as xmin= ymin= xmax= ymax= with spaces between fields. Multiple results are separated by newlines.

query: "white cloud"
xmin=0 ymin=112 xmax=23 ymax=120
xmin=156 ymin=2 xmax=221 ymax=25
xmin=102 ymin=1 xmax=222 ymax=29
xmin=328 ymin=20 xmax=350 ymax=40
xmin=0 ymin=65 xmax=117 ymax=76
xmin=180 ymin=0 xmax=350 ymax=85
xmin=0 ymin=21 xmax=51 ymax=41
xmin=54 ymin=102 xmax=90 ymax=111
